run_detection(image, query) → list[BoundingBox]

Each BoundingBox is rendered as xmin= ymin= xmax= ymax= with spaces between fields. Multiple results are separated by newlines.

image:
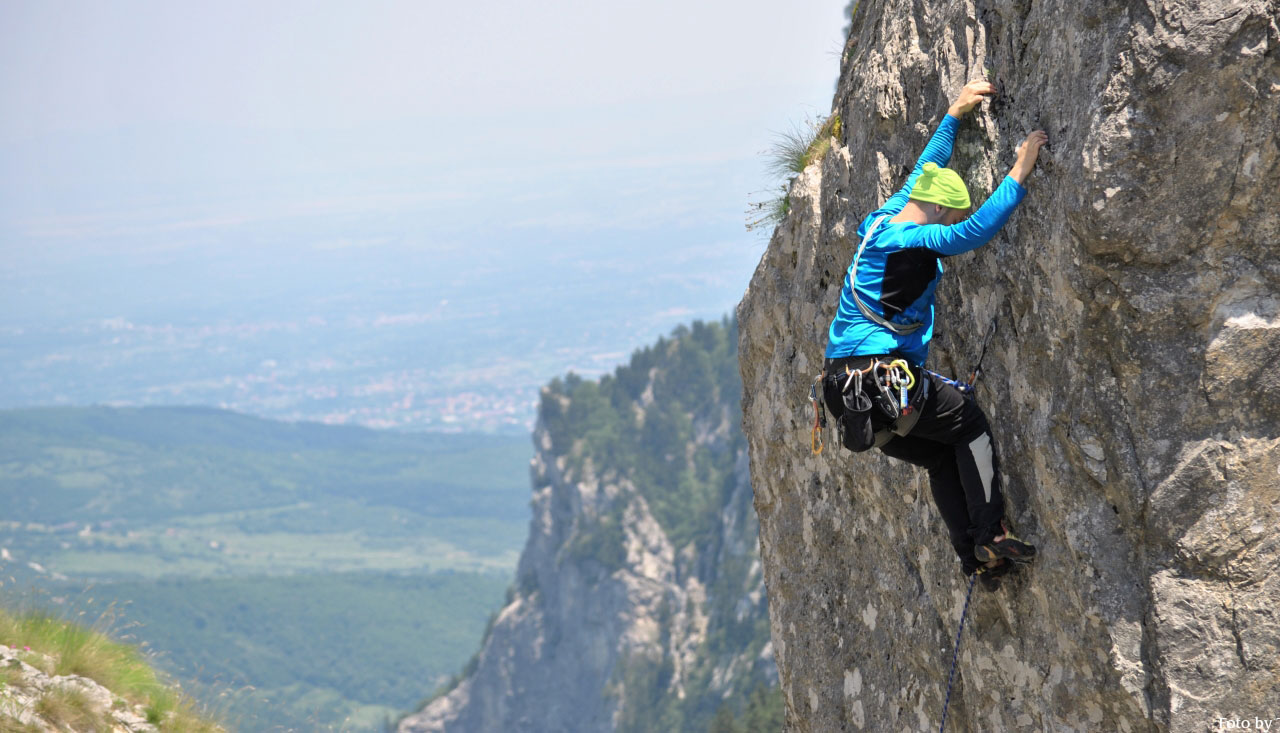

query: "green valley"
xmin=47 ymin=572 xmax=511 ymax=731
xmin=0 ymin=406 xmax=532 ymax=731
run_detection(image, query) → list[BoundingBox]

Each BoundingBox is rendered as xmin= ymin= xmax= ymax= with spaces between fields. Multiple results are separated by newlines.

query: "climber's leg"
xmin=879 ymin=435 xmax=981 ymax=574
xmin=902 ymin=372 xmax=1006 ymax=546
xmin=950 ymin=420 xmax=1005 ymax=546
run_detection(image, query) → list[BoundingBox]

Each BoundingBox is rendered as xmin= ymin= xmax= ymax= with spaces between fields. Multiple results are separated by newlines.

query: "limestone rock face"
xmin=737 ymin=2 xmax=1279 ymax=731
xmin=399 ymin=325 xmax=774 ymax=733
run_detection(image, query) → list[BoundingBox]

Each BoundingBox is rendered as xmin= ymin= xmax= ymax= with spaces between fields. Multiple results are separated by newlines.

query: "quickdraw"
xmin=878 ymin=358 xmax=916 ymax=414
xmin=849 ymin=358 xmax=916 ymax=416
xmin=838 ymin=358 xmax=914 ymax=394
xmin=809 ymin=379 xmax=827 ymax=455
xmin=925 ymin=316 xmax=998 ymax=398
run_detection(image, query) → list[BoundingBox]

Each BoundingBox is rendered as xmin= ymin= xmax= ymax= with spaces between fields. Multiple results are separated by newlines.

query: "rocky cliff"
xmin=737 ymin=1 xmax=1279 ymax=731
xmin=398 ymin=319 xmax=778 ymax=733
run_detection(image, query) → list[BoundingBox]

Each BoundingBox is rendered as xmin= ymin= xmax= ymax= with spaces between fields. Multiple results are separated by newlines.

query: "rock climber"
xmin=821 ymin=80 xmax=1046 ymax=589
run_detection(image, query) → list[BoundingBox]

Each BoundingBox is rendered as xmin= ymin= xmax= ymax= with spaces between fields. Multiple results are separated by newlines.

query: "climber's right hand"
xmin=1010 ymin=130 xmax=1049 ymax=184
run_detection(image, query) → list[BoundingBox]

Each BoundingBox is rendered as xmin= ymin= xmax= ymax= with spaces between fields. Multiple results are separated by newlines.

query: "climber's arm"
xmin=882 ymin=116 xmax=960 ymax=213
xmin=947 ymin=80 xmax=997 ymax=118
xmin=912 ymin=177 xmax=1026 ymax=256
xmin=912 ymin=130 xmax=1047 ymax=256
xmin=883 ymin=80 xmax=996 ymax=212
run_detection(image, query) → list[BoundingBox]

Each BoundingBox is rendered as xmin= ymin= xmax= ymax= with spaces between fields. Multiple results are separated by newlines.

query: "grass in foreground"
xmin=34 ymin=687 xmax=105 ymax=731
xmin=0 ymin=607 xmax=222 ymax=732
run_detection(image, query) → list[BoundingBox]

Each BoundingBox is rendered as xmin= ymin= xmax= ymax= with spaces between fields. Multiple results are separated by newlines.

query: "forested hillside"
xmin=540 ymin=318 xmax=744 ymax=553
xmin=541 ymin=318 xmax=776 ymax=731
xmin=401 ymin=317 xmax=782 ymax=733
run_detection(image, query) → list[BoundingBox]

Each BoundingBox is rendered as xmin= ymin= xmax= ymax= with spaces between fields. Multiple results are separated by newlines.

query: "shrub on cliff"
xmin=747 ymin=114 xmax=842 ymax=232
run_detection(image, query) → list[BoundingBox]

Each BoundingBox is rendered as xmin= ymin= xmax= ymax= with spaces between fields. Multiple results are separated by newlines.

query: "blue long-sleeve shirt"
xmin=825 ymin=114 xmax=1026 ymax=364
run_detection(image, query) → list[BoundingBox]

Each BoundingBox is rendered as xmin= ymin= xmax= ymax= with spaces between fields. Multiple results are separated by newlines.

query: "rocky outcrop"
xmin=737 ymin=2 xmax=1278 ymax=732
xmin=1 ymin=644 xmax=164 ymax=732
xmin=399 ymin=321 xmax=776 ymax=733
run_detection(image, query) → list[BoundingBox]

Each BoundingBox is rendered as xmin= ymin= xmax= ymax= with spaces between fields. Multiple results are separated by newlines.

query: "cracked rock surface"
xmin=737 ymin=1 xmax=1278 ymax=731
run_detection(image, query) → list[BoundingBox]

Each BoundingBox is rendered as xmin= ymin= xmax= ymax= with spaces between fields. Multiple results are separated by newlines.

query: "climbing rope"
xmin=939 ymin=572 xmax=977 ymax=733
xmin=924 ymin=368 xmax=974 ymax=397
xmin=923 ymin=316 xmax=998 ymax=400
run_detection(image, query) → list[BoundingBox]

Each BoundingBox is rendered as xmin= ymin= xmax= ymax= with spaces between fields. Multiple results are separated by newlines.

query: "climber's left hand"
xmin=948 ymin=80 xmax=996 ymax=117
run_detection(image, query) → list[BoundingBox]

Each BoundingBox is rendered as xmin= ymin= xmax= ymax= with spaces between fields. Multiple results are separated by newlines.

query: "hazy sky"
xmin=2 ymin=0 xmax=847 ymax=246
xmin=1 ymin=0 xmax=852 ymax=424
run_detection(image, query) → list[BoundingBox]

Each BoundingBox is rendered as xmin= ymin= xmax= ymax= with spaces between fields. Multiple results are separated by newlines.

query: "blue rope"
xmin=924 ymin=369 xmax=974 ymax=396
xmin=939 ymin=572 xmax=977 ymax=733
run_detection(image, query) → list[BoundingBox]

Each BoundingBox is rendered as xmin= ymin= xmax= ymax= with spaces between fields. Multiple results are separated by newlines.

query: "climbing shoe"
xmin=974 ymin=522 xmax=1037 ymax=564
xmin=974 ymin=559 xmax=1015 ymax=591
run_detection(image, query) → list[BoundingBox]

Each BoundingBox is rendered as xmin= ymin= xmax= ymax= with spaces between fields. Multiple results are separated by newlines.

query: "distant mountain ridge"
xmin=398 ymin=317 xmax=779 ymax=733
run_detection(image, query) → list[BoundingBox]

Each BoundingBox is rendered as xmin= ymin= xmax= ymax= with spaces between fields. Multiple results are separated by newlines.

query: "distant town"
xmin=2 ymin=312 xmax=649 ymax=434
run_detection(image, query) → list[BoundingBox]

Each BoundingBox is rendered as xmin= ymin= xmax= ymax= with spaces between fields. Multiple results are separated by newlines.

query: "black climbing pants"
xmin=824 ymin=354 xmax=1005 ymax=574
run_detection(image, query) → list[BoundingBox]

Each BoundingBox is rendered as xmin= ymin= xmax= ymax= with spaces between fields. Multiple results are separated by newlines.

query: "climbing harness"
xmin=807 ymin=231 xmax=1000 ymax=454
xmin=809 ymin=358 xmax=930 ymax=454
xmin=851 ymin=216 xmax=924 ymax=335
xmin=939 ymin=572 xmax=978 ymax=732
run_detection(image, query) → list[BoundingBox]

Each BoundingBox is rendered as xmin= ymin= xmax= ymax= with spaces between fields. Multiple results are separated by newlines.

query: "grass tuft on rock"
xmin=34 ymin=687 xmax=107 ymax=732
xmin=1 ymin=608 xmax=163 ymax=703
xmin=0 ymin=607 xmax=222 ymax=732
xmin=747 ymin=113 xmax=842 ymax=233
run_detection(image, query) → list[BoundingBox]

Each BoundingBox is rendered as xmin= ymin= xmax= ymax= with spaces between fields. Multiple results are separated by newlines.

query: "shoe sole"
xmin=975 ymin=540 xmax=1037 ymax=564
xmin=976 ymin=565 xmax=1013 ymax=591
